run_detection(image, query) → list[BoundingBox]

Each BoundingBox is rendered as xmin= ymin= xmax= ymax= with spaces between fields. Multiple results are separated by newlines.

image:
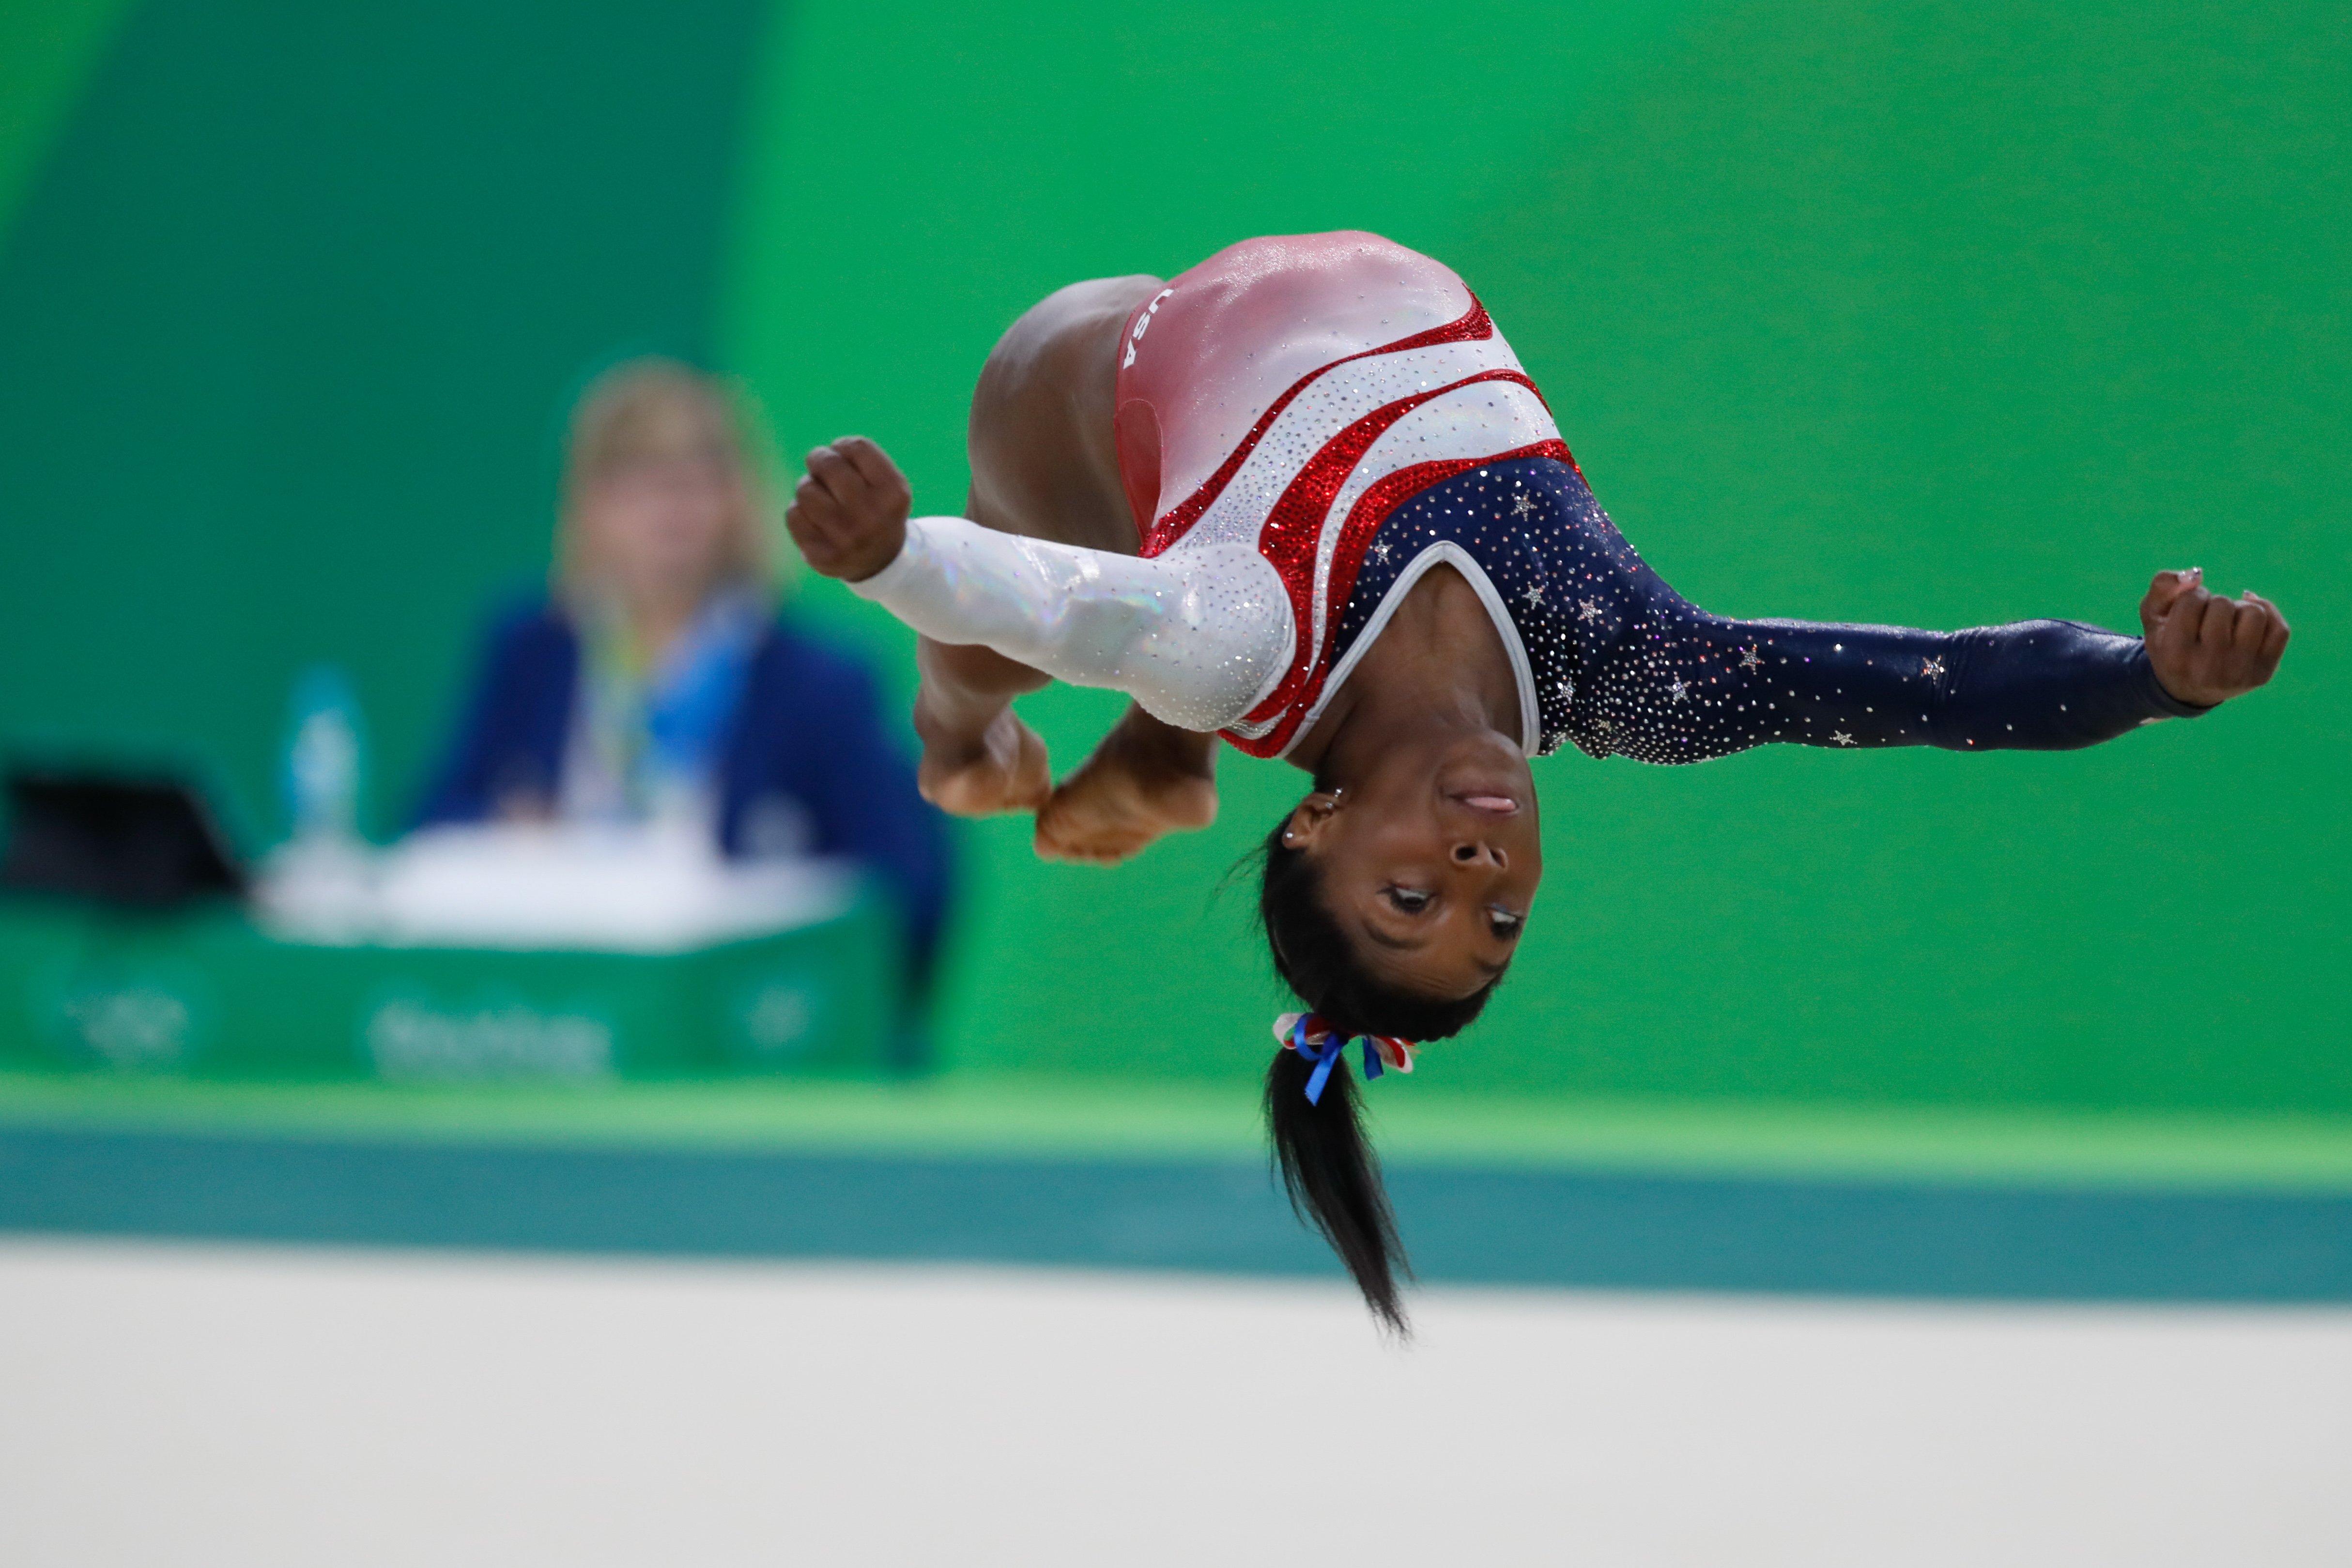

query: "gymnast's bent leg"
xmin=915 ymin=274 xmax=1220 ymax=861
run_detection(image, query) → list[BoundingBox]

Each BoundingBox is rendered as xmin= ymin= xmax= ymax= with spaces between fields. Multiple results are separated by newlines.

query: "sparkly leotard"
xmin=1332 ymin=455 xmax=2205 ymax=761
xmin=1114 ymin=233 xmax=1564 ymax=754
xmin=851 ymin=233 xmax=2206 ymax=760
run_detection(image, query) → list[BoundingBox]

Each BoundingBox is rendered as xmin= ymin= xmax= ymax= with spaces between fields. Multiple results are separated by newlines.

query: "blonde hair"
xmin=554 ymin=357 xmax=775 ymax=600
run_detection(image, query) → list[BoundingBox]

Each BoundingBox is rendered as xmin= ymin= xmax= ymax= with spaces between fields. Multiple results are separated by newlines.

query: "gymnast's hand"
xmin=787 ymin=436 xmax=910 ymax=582
xmin=2140 ymin=569 xmax=2290 ymax=708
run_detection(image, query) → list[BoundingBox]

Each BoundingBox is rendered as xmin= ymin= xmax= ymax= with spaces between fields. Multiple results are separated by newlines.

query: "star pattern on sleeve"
xmin=1322 ymin=455 xmax=2018 ymax=771
xmin=1314 ymin=450 xmax=2172 ymax=775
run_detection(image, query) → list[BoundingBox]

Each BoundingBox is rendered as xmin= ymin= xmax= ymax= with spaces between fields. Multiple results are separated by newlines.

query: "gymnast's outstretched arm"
xmin=789 ymin=438 xmax=1290 ymax=726
xmin=1553 ymin=508 xmax=2288 ymax=764
xmin=846 ymin=514 xmax=1291 ymax=734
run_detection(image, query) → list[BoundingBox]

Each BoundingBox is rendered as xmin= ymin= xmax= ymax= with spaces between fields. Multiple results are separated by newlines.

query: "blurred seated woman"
xmin=417 ymin=358 xmax=951 ymax=996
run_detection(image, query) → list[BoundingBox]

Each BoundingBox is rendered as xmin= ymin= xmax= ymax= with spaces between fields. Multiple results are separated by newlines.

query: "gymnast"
xmin=785 ymin=232 xmax=2289 ymax=1328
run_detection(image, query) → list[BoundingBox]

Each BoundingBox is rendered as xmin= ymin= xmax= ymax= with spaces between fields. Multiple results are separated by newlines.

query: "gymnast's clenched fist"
xmin=2140 ymin=569 xmax=2290 ymax=708
xmin=787 ymin=436 xmax=911 ymax=583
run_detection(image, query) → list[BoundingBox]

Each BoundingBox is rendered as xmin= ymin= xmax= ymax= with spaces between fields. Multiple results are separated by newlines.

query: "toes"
xmin=924 ymin=757 xmax=1045 ymax=819
xmin=1032 ymin=816 xmax=1147 ymax=866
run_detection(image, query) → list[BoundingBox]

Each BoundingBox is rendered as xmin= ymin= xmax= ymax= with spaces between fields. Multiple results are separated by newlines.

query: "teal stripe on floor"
xmin=4 ymin=1126 xmax=2349 ymax=1301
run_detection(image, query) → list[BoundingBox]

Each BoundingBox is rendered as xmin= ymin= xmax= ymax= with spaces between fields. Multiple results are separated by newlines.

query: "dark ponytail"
xmin=1266 ymin=1042 xmax=1411 ymax=1332
xmin=1259 ymin=814 xmax=1501 ymax=1332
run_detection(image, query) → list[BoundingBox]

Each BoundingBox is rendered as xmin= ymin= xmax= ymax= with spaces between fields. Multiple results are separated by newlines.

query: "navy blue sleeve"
xmin=719 ymin=629 xmax=954 ymax=985
xmin=412 ymin=602 xmax=578 ymax=827
xmin=1557 ymin=511 xmax=2210 ymax=765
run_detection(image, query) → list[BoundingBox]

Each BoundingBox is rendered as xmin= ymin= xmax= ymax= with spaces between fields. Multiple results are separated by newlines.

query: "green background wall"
xmin=1 ymin=0 xmax=2343 ymax=1109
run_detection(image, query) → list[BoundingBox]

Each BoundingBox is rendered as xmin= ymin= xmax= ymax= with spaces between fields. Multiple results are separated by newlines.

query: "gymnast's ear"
xmin=1281 ymin=791 xmax=1342 ymax=852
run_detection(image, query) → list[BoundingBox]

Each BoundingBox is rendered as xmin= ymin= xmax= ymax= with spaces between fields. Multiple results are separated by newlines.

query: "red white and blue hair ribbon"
xmin=1274 ymin=1013 xmax=1416 ymax=1105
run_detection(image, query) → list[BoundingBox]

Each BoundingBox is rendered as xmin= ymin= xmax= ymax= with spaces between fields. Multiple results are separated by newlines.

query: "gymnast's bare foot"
xmin=917 ymin=704 xmax=1052 ymax=818
xmin=1035 ymin=705 xmax=1218 ymax=865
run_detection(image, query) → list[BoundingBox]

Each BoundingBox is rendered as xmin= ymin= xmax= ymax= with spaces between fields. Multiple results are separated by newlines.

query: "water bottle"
xmin=283 ymin=665 xmax=367 ymax=845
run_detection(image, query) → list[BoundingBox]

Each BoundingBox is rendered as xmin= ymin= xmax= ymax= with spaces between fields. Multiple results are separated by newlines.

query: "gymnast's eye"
xmin=1383 ymin=885 xmax=1433 ymax=914
xmin=1489 ymin=907 xmax=1525 ymax=939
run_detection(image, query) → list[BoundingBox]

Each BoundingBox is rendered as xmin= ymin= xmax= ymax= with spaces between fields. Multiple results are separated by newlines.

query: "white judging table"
xmin=254 ymin=822 xmax=861 ymax=954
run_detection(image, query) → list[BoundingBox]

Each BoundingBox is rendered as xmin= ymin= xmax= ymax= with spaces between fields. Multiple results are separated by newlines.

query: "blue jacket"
xmin=415 ymin=599 xmax=952 ymax=983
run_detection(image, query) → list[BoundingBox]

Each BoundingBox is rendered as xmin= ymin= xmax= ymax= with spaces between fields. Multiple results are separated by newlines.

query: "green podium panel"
xmin=0 ymin=893 xmax=895 ymax=1081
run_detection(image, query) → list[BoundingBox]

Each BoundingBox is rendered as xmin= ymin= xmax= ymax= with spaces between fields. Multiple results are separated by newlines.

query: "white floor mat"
xmin=1 ymin=1240 xmax=2345 ymax=1566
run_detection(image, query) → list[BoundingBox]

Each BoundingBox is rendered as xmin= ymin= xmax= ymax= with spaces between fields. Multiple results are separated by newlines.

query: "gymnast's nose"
xmin=1451 ymin=840 xmax=1508 ymax=871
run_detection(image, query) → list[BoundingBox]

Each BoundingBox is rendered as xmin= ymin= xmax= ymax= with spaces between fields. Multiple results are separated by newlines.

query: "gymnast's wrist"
xmin=845 ymin=519 xmax=927 ymax=597
xmin=2136 ymin=643 xmax=2219 ymax=718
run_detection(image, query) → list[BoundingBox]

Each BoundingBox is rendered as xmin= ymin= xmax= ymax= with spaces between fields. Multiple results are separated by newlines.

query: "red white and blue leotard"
xmin=1113 ymin=232 xmax=1571 ymax=755
xmin=853 ymin=232 xmax=2206 ymax=764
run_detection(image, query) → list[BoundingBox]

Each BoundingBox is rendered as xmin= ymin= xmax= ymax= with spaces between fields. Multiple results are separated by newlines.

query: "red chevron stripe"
xmin=1221 ymin=372 xmax=1545 ymax=749
xmin=1221 ymin=435 xmax=1577 ymax=759
xmin=1137 ymin=296 xmax=1494 ymax=558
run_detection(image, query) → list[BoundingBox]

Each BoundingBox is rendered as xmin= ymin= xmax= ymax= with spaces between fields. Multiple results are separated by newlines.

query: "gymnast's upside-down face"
xmin=1283 ymin=729 xmax=1541 ymax=1001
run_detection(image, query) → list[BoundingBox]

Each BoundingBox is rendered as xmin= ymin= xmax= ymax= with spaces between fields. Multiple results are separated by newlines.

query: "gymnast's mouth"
xmin=1450 ymin=792 xmax=1520 ymax=816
